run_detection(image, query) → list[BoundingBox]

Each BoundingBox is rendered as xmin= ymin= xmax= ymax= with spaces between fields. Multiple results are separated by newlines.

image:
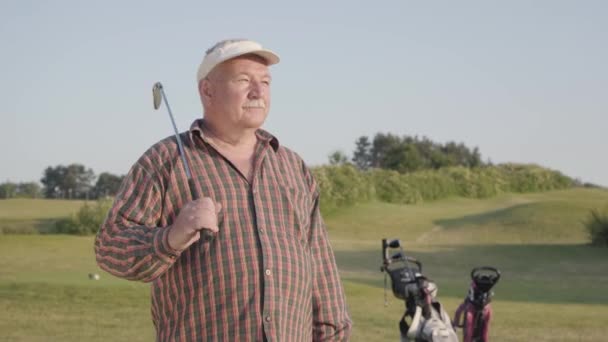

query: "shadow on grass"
xmin=335 ymin=243 xmax=608 ymax=305
xmin=435 ymin=203 xmax=534 ymax=228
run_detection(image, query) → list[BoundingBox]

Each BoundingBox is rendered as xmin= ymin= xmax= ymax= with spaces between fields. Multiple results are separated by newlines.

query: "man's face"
xmin=202 ymin=55 xmax=272 ymax=131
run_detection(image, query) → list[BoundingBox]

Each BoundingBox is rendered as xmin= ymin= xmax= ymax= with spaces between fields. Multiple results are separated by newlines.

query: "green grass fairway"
xmin=1 ymin=188 xmax=608 ymax=341
xmin=0 ymin=235 xmax=153 ymax=341
xmin=0 ymin=199 xmax=84 ymax=234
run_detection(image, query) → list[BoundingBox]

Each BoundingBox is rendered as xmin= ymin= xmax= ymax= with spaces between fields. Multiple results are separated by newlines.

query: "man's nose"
xmin=248 ymin=80 xmax=266 ymax=98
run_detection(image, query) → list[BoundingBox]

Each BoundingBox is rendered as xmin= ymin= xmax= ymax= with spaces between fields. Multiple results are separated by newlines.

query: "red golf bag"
xmin=453 ymin=267 xmax=500 ymax=342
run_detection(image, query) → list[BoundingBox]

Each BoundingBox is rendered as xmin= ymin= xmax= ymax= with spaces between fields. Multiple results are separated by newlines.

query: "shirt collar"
xmin=189 ymin=118 xmax=280 ymax=152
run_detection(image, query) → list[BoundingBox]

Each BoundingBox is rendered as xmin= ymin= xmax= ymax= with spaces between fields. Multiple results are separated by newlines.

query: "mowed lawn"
xmin=1 ymin=188 xmax=608 ymax=341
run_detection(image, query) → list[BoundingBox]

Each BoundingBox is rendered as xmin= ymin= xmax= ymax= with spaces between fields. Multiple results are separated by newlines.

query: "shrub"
xmin=312 ymin=163 xmax=574 ymax=213
xmin=53 ymin=198 xmax=113 ymax=235
xmin=313 ymin=165 xmax=374 ymax=214
xmin=400 ymin=170 xmax=454 ymax=202
xmin=370 ymin=169 xmax=422 ymax=204
xmin=584 ymin=207 xmax=608 ymax=246
xmin=0 ymin=222 xmax=39 ymax=235
xmin=498 ymin=163 xmax=573 ymax=193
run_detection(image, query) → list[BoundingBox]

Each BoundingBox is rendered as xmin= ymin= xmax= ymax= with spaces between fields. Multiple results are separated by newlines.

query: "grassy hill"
xmin=1 ymin=188 xmax=607 ymax=341
xmin=327 ymin=188 xmax=608 ymax=341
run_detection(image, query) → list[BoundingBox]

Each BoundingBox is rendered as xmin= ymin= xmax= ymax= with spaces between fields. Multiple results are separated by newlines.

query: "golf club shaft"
xmin=159 ymin=86 xmax=194 ymax=182
xmin=156 ymin=84 xmax=215 ymax=242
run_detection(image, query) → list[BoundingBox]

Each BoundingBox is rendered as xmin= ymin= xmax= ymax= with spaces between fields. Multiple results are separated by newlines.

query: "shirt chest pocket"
xmin=271 ymin=183 xmax=312 ymax=244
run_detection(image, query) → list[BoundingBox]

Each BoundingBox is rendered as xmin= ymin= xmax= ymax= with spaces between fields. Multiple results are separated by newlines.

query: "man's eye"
xmin=262 ymin=80 xmax=271 ymax=85
xmin=238 ymin=78 xmax=250 ymax=83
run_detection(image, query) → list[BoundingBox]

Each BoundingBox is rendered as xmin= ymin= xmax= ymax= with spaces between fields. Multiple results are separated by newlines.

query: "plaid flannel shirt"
xmin=95 ymin=119 xmax=352 ymax=341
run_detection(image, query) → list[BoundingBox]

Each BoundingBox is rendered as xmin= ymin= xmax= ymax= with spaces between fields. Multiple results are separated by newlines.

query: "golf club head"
xmin=153 ymin=82 xmax=163 ymax=110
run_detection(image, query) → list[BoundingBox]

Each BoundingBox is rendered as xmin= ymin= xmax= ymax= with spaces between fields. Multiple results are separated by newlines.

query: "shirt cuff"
xmin=153 ymin=226 xmax=181 ymax=263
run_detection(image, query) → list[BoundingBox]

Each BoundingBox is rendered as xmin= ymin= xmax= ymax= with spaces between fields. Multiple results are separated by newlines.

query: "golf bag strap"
xmin=399 ymin=305 xmax=423 ymax=340
xmin=453 ymin=302 xmax=467 ymax=328
xmin=407 ymin=306 xmax=423 ymax=340
xmin=453 ymin=301 xmax=475 ymax=342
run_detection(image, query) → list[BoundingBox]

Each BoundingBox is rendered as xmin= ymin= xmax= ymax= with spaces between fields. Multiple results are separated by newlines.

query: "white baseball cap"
xmin=196 ymin=39 xmax=280 ymax=83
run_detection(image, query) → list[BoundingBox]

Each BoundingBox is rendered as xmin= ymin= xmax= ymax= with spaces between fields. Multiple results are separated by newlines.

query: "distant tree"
xmin=383 ymin=143 xmax=424 ymax=173
xmin=441 ymin=142 xmax=482 ymax=168
xmin=17 ymin=182 xmax=41 ymax=198
xmin=93 ymin=172 xmax=124 ymax=198
xmin=41 ymin=166 xmax=64 ymax=198
xmin=328 ymin=151 xmax=350 ymax=166
xmin=41 ymin=164 xmax=95 ymax=199
xmin=0 ymin=182 xmax=40 ymax=199
xmin=371 ymin=133 xmax=402 ymax=168
xmin=0 ymin=182 xmax=17 ymax=199
xmin=352 ymin=136 xmax=372 ymax=170
xmin=65 ymin=164 xmax=95 ymax=199
xmin=365 ymin=132 xmax=485 ymax=173
xmin=413 ymin=136 xmax=434 ymax=169
xmin=469 ymin=147 xmax=482 ymax=168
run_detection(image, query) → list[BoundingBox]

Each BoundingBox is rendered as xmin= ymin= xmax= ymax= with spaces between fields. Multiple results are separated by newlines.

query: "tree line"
xmin=330 ymin=133 xmax=484 ymax=173
xmin=0 ymin=133 xmax=538 ymax=200
xmin=0 ymin=164 xmax=124 ymax=200
xmin=2 ymin=133 xmax=484 ymax=199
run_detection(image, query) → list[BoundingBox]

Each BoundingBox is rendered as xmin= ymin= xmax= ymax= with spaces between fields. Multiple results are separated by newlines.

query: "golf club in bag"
xmin=453 ymin=267 xmax=501 ymax=342
xmin=380 ymin=239 xmax=458 ymax=342
xmin=152 ymin=82 xmax=215 ymax=243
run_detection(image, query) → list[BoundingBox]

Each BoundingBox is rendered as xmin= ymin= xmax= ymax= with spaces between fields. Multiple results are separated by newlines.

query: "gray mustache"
xmin=243 ymin=100 xmax=266 ymax=108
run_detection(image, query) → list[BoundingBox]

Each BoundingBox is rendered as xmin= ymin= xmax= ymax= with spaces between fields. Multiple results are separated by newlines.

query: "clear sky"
xmin=1 ymin=0 xmax=607 ymax=186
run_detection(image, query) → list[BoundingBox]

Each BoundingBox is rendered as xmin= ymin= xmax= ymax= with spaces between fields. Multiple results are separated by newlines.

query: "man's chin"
xmin=242 ymin=111 xmax=268 ymax=129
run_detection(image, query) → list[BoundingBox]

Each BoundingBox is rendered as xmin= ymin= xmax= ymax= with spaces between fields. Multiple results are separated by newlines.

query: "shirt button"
xmin=265 ymin=315 xmax=271 ymax=323
xmin=265 ymin=269 xmax=272 ymax=276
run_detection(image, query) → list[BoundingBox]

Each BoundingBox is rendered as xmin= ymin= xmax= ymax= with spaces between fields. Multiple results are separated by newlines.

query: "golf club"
xmin=152 ymin=82 xmax=215 ymax=242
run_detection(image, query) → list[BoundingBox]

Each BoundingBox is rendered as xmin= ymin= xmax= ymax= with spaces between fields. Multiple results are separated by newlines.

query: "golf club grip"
xmin=188 ymin=178 xmax=199 ymax=200
xmin=200 ymin=228 xmax=216 ymax=242
xmin=188 ymin=178 xmax=216 ymax=243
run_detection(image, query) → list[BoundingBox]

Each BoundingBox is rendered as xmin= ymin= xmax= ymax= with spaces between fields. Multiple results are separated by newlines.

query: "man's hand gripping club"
xmin=167 ymin=197 xmax=222 ymax=251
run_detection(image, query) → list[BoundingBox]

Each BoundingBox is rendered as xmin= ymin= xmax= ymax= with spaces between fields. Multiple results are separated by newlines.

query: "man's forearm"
xmin=95 ymin=222 xmax=180 ymax=282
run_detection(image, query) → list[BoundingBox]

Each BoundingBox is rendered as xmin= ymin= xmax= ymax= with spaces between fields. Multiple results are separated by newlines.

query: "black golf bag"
xmin=381 ymin=239 xmax=459 ymax=342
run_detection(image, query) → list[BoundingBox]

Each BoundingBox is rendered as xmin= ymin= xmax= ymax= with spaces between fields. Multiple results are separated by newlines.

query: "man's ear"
xmin=199 ymin=79 xmax=213 ymax=101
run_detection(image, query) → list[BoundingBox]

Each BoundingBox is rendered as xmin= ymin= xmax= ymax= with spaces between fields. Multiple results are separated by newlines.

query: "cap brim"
xmin=247 ymin=49 xmax=280 ymax=66
xmin=197 ymin=41 xmax=281 ymax=82
xmin=213 ymin=48 xmax=280 ymax=69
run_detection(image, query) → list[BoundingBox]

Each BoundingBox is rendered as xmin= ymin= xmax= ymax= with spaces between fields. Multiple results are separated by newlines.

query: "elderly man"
xmin=95 ymin=39 xmax=352 ymax=341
